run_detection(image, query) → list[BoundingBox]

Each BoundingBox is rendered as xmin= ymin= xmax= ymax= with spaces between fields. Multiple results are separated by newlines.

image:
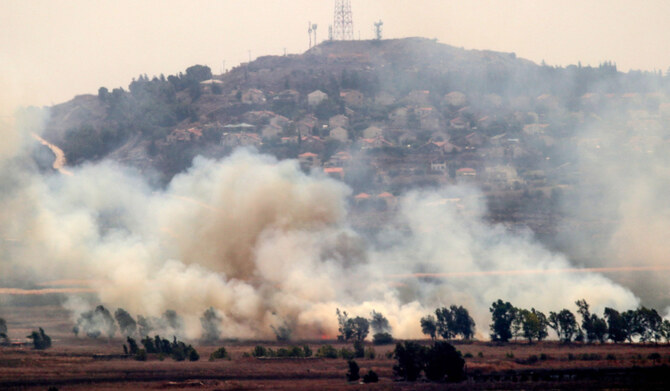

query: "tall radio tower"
xmin=333 ymin=0 xmax=353 ymax=40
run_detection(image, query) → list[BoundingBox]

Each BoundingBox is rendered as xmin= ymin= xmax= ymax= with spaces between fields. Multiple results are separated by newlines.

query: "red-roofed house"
xmin=324 ymin=166 xmax=344 ymax=180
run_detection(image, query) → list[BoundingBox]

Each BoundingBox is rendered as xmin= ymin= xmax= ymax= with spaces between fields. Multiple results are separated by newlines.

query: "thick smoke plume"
xmin=0 ymin=110 xmax=641 ymax=339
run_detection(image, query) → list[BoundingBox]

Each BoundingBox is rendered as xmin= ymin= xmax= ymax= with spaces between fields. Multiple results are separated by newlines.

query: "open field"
xmin=2 ymin=305 xmax=670 ymax=390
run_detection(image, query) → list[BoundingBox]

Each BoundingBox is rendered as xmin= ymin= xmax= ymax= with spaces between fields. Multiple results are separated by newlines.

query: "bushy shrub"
xmin=209 ymin=347 xmax=229 ymax=361
xmin=362 ymin=370 xmax=379 ymax=383
xmin=252 ymin=345 xmax=268 ymax=357
xmin=135 ymin=348 xmax=147 ymax=361
xmin=316 ymin=344 xmax=338 ymax=359
xmin=303 ymin=345 xmax=312 ymax=357
xmin=339 ymin=347 xmax=355 ymax=360
xmin=372 ymin=332 xmax=394 ymax=345
xmin=393 ymin=341 xmax=466 ymax=382
xmin=188 ymin=348 xmax=200 ymax=361
xmin=346 ymin=360 xmax=360 ymax=382
xmin=365 ymin=347 xmax=376 ymax=359
xmin=393 ymin=341 xmax=425 ymax=381
xmin=423 ymin=341 xmax=466 ymax=382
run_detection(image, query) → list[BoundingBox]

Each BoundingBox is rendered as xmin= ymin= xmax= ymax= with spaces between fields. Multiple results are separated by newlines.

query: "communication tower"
xmin=312 ymin=23 xmax=318 ymax=46
xmin=308 ymin=22 xmax=313 ymax=48
xmin=374 ymin=20 xmax=383 ymax=40
xmin=333 ymin=0 xmax=354 ymax=40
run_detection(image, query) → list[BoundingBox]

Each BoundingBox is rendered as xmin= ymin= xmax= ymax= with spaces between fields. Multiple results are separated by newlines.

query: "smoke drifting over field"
xmin=553 ymin=107 xmax=670 ymax=309
xmin=0 ymin=109 xmax=645 ymax=340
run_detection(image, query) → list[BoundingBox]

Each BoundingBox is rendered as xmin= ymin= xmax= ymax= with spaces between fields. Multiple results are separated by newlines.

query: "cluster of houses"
xmin=162 ymin=81 xmax=670 ymax=198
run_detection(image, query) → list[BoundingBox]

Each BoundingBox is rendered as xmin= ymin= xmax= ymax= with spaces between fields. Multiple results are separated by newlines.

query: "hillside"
xmin=39 ymin=37 xmax=670 ymax=267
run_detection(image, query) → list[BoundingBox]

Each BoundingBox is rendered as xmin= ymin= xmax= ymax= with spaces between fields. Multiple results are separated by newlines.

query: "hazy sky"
xmin=2 ymin=0 xmax=670 ymax=112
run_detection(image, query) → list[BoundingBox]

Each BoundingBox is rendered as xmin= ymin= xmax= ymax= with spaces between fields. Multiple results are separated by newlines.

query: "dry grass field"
xmin=2 ymin=305 xmax=670 ymax=390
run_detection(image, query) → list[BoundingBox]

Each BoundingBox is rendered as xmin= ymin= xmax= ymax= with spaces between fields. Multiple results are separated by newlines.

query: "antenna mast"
xmin=308 ymin=22 xmax=313 ymax=48
xmin=374 ymin=20 xmax=383 ymax=40
xmin=333 ymin=0 xmax=353 ymax=40
xmin=312 ymin=23 xmax=318 ymax=47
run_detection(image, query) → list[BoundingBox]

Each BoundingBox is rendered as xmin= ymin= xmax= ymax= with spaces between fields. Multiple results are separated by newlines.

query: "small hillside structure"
xmin=307 ymin=90 xmax=328 ymax=106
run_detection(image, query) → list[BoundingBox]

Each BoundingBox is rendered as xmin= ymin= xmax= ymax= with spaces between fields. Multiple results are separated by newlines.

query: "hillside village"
xmin=43 ymin=38 xmax=670 ymax=236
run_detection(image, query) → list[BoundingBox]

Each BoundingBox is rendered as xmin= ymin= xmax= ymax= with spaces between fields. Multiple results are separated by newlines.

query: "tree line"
xmin=419 ymin=300 xmax=670 ymax=344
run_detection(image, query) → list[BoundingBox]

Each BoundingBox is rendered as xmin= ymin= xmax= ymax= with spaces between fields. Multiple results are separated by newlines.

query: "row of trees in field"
xmin=336 ymin=309 xmax=394 ymax=345
xmin=72 ymin=305 xmax=223 ymax=342
xmin=418 ymin=300 xmax=670 ymax=344
xmin=123 ymin=335 xmax=199 ymax=361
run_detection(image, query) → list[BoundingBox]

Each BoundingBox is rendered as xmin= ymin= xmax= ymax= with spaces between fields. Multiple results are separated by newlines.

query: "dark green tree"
xmin=126 ymin=337 xmax=139 ymax=355
xmin=519 ymin=308 xmax=549 ymax=343
xmin=489 ymin=300 xmax=516 ymax=342
xmin=423 ymin=341 xmax=466 ymax=382
xmin=548 ymin=309 xmax=578 ymax=343
xmin=420 ymin=315 xmax=437 ymax=340
xmin=351 ymin=317 xmax=370 ymax=342
xmin=115 ymin=308 xmax=137 ymax=337
xmin=604 ymin=307 xmax=628 ymax=343
xmin=636 ymin=307 xmax=663 ymax=342
xmin=27 ymin=328 xmax=51 ymax=350
xmin=393 ymin=341 xmax=425 ymax=381
xmin=200 ymin=307 xmax=222 ymax=342
xmin=370 ymin=310 xmax=392 ymax=344
xmin=346 ymin=360 xmax=360 ymax=381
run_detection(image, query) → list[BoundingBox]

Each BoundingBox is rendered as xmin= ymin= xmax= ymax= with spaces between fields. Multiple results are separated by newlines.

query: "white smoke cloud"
xmin=0 ymin=110 xmax=641 ymax=340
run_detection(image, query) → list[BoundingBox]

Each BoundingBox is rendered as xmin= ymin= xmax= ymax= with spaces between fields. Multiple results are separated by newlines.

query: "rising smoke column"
xmin=0 ymin=109 xmax=641 ymax=338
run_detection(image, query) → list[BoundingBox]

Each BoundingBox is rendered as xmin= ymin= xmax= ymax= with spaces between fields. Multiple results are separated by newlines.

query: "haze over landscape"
xmin=2 ymin=0 xmax=670 ymax=348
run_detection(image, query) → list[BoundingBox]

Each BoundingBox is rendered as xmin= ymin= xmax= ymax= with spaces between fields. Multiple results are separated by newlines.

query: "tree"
xmin=0 ymin=317 xmax=7 ymax=345
xmin=336 ymin=309 xmax=369 ymax=342
xmin=370 ymin=310 xmax=391 ymax=334
xmin=137 ymin=315 xmax=153 ymax=337
xmin=74 ymin=305 xmax=117 ymax=339
xmin=518 ymin=308 xmax=548 ymax=343
xmin=271 ymin=321 xmax=292 ymax=342
xmin=200 ymin=307 xmax=222 ymax=342
xmin=423 ymin=341 xmax=466 ymax=382
xmin=346 ymin=360 xmax=360 ymax=382
xmin=336 ymin=308 xmax=354 ymax=341
xmin=27 ymin=328 xmax=51 ymax=350
xmin=114 ymin=308 xmax=137 ymax=337
xmin=163 ymin=310 xmax=183 ymax=335
xmin=604 ymin=307 xmax=628 ymax=343
xmin=622 ymin=309 xmax=641 ymax=342
xmin=660 ymin=319 xmax=670 ymax=343
xmin=489 ymin=300 xmax=516 ymax=342
xmin=126 ymin=337 xmax=139 ymax=355
xmin=451 ymin=305 xmax=476 ymax=340
xmin=436 ymin=306 xmax=476 ymax=340
xmin=421 ymin=315 xmax=437 ymax=340
xmin=636 ymin=307 xmax=663 ymax=342
xmin=435 ymin=307 xmax=455 ymax=340
xmin=351 ymin=317 xmax=370 ymax=342
xmin=548 ymin=309 xmax=578 ymax=343
xmin=370 ymin=306 xmax=392 ymax=345
xmin=393 ymin=341 xmax=425 ymax=381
